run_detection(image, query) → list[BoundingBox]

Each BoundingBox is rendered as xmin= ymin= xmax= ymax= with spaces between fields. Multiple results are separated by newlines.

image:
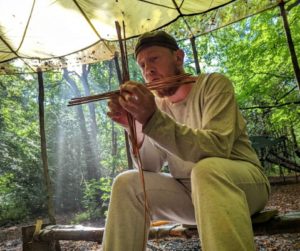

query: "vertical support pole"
xmin=37 ymin=69 xmax=56 ymax=224
xmin=113 ymin=53 xmax=133 ymax=169
xmin=190 ymin=36 xmax=201 ymax=74
xmin=279 ymin=0 xmax=300 ymax=92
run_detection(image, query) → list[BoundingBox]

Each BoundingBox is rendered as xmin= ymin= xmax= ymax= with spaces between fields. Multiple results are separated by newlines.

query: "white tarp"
xmin=0 ymin=0 xmax=282 ymax=73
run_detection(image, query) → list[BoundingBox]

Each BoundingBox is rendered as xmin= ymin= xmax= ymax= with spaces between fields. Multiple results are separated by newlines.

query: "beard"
xmin=155 ymin=69 xmax=181 ymax=98
xmin=156 ymin=85 xmax=180 ymax=97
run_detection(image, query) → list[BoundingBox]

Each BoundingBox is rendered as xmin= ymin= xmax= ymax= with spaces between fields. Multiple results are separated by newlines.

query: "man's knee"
xmin=111 ymin=170 xmax=139 ymax=194
xmin=191 ymin=157 xmax=225 ymax=181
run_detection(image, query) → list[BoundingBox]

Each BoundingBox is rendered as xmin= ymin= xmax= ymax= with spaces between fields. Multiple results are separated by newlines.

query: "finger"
xmin=132 ymin=94 xmax=139 ymax=102
xmin=108 ymin=101 xmax=121 ymax=113
xmin=107 ymin=111 xmax=122 ymax=119
xmin=119 ymin=92 xmax=132 ymax=104
xmin=108 ymin=97 xmax=119 ymax=107
xmin=107 ymin=112 xmax=128 ymax=127
xmin=119 ymin=89 xmax=141 ymax=104
xmin=119 ymin=94 xmax=135 ymax=109
xmin=121 ymin=82 xmax=148 ymax=96
xmin=120 ymin=82 xmax=143 ymax=95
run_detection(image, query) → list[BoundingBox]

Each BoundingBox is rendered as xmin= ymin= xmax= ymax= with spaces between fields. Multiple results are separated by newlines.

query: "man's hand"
xmin=107 ymin=95 xmax=129 ymax=128
xmin=119 ymin=81 xmax=157 ymax=126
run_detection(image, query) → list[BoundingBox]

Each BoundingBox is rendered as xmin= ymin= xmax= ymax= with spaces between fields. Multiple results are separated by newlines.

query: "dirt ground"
xmin=1 ymin=176 xmax=299 ymax=251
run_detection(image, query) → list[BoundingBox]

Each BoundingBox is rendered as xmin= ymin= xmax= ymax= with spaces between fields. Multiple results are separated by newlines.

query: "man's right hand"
xmin=107 ymin=95 xmax=129 ymax=128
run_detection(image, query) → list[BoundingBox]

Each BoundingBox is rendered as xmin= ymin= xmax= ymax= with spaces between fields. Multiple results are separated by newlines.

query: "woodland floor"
xmin=1 ymin=176 xmax=299 ymax=251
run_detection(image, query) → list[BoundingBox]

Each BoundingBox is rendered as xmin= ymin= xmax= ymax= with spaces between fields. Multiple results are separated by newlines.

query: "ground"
xmin=1 ymin=176 xmax=299 ymax=251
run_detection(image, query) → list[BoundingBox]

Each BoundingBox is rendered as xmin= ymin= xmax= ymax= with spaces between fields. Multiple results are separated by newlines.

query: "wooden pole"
xmin=279 ymin=0 xmax=300 ymax=92
xmin=113 ymin=53 xmax=133 ymax=169
xmin=37 ymin=69 xmax=56 ymax=224
xmin=190 ymin=36 xmax=201 ymax=74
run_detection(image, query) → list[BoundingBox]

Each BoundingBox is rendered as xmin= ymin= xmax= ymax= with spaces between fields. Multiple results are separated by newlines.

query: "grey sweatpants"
xmin=102 ymin=157 xmax=270 ymax=251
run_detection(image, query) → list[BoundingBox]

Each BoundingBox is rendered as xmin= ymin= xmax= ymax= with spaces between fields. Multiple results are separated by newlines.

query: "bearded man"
xmin=102 ymin=31 xmax=270 ymax=251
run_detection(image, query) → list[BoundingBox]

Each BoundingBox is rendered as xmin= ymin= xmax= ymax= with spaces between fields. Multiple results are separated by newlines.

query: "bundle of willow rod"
xmin=68 ymin=73 xmax=194 ymax=106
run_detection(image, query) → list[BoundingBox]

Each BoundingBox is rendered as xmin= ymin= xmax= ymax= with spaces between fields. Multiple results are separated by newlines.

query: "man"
xmin=103 ymin=31 xmax=270 ymax=251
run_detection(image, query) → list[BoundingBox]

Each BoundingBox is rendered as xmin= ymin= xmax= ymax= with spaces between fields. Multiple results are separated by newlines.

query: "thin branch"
xmin=250 ymin=71 xmax=293 ymax=79
xmin=278 ymin=85 xmax=298 ymax=101
xmin=286 ymin=0 xmax=300 ymax=12
xmin=240 ymin=100 xmax=300 ymax=110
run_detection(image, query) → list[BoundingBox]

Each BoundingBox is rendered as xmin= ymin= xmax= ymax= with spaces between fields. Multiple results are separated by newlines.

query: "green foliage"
xmin=0 ymin=3 xmax=299 ymax=225
xmin=194 ymin=4 xmax=300 ymax=140
xmin=0 ymin=171 xmax=45 ymax=223
xmin=71 ymin=211 xmax=91 ymax=223
xmin=0 ymin=173 xmax=26 ymax=223
xmin=0 ymin=74 xmax=47 ymax=224
xmin=72 ymin=177 xmax=112 ymax=223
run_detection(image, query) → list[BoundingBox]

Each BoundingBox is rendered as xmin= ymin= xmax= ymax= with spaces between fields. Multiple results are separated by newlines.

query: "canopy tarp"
xmin=0 ymin=0 xmax=289 ymax=74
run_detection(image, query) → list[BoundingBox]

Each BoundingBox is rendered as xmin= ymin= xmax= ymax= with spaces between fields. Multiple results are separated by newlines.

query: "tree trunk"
xmin=190 ymin=36 xmax=201 ymax=74
xmin=108 ymin=60 xmax=117 ymax=176
xmin=279 ymin=0 xmax=300 ymax=92
xmin=37 ymin=70 xmax=56 ymax=225
xmin=80 ymin=65 xmax=101 ymax=177
xmin=290 ymin=125 xmax=299 ymax=149
xmin=63 ymin=69 xmax=100 ymax=180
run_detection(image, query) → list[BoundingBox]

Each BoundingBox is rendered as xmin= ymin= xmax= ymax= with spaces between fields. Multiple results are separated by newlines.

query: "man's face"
xmin=136 ymin=46 xmax=183 ymax=97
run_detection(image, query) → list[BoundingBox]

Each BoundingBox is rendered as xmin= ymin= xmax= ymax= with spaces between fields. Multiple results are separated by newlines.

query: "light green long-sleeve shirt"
xmin=135 ymin=73 xmax=261 ymax=179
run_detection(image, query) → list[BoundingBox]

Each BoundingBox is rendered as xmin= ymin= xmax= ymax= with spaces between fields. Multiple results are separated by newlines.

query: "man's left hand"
xmin=119 ymin=81 xmax=156 ymax=126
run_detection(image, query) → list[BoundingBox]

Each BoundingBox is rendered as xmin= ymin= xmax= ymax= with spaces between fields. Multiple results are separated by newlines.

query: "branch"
xmin=278 ymin=85 xmax=298 ymax=101
xmin=250 ymin=70 xmax=292 ymax=79
xmin=286 ymin=0 xmax=300 ymax=12
xmin=240 ymin=100 xmax=300 ymax=110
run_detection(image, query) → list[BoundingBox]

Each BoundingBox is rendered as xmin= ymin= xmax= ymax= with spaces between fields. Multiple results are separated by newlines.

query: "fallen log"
xmin=253 ymin=211 xmax=300 ymax=235
xmin=22 ymin=211 xmax=300 ymax=251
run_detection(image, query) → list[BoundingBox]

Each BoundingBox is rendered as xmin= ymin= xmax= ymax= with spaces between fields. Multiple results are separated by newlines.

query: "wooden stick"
xmin=68 ymin=73 xmax=194 ymax=106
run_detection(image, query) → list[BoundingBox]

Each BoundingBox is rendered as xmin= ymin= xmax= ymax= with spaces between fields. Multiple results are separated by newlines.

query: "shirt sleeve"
xmin=142 ymin=73 xmax=241 ymax=163
xmin=130 ymin=135 xmax=167 ymax=172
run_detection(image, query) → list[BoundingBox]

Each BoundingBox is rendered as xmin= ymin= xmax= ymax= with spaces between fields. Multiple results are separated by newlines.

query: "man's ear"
xmin=175 ymin=49 xmax=184 ymax=66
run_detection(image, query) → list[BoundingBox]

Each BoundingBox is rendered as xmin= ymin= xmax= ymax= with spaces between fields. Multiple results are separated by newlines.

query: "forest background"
xmin=0 ymin=3 xmax=299 ymax=225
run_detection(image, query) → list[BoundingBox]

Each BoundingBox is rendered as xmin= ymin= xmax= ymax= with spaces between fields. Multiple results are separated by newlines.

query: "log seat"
xmin=22 ymin=210 xmax=300 ymax=251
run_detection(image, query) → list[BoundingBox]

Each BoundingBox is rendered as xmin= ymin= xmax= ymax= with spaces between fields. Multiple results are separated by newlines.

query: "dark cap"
xmin=134 ymin=30 xmax=179 ymax=58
